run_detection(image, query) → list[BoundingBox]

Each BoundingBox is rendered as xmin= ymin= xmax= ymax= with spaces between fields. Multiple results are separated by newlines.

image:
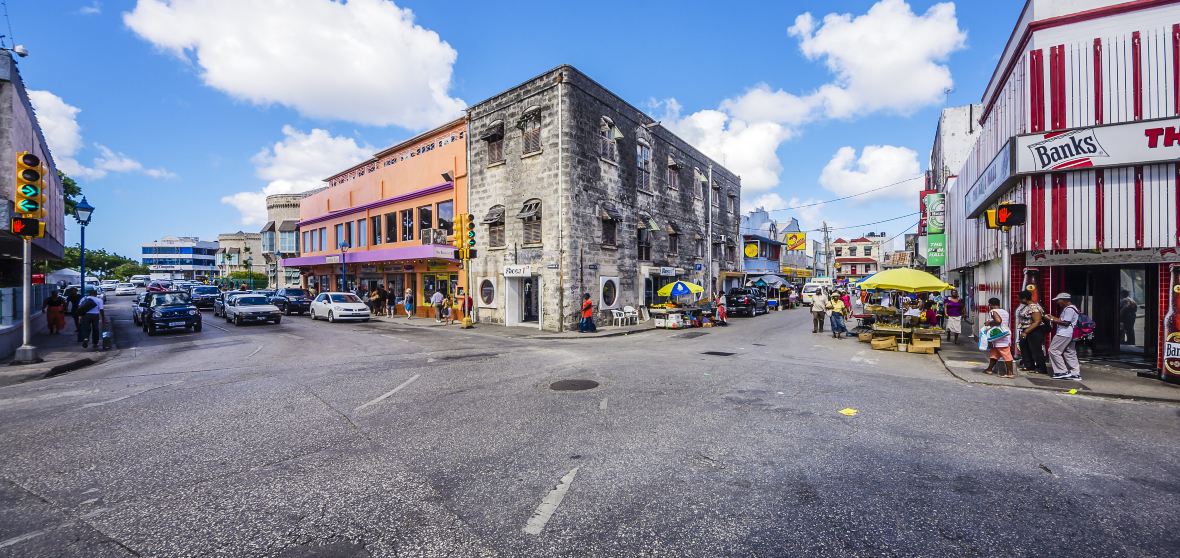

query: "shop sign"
xmin=964 ymin=140 xmax=1014 ymax=218
xmin=925 ymin=192 xmax=945 ymax=234
xmin=588 ymin=264 xmax=599 ymax=270
xmin=918 ymin=189 xmax=937 ymax=235
xmin=927 ymin=234 xmax=946 ymax=267
xmin=325 ymin=255 xmax=340 ymax=264
xmin=1165 ymin=264 xmax=1180 ymax=381
xmin=503 ymin=265 xmax=531 ymax=277
xmin=1016 ymin=116 xmax=1180 ymax=174
xmin=744 ymin=243 xmax=759 ymax=258
xmin=360 ymin=265 xmax=377 ymax=273
xmin=432 ymin=246 xmax=455 ymax=259
xmin=1026 ymin=247 xmax=1180 ymax=266
xmin=784 ymin=232 xmax=807 ymax=251
xmin=659 ymin=267 xmax=677 ymax=277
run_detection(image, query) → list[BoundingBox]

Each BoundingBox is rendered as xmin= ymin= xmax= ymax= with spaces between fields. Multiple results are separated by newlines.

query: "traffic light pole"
xmin=14 ymin=238 xmax=39 ymax=363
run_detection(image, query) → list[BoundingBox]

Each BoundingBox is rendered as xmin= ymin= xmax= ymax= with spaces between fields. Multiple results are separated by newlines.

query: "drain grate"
xmin=550 ymin=379 xmax=599 ymax=391
xmin=702 ymin=351 xmax=735 ymax=357
xmin=675 ymin=331 xmax=709 ymax=339
xmin=1026 ymin=377 xmax=1090 ymax=390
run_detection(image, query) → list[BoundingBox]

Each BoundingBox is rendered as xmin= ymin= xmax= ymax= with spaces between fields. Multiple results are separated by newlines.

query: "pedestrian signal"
xmin=10 ymin=217 xmax=44 ymax=238
xmin=996 ymin=203 xmax=1027 ymax=227
xmin=984 ymin=209 xmax=999 ymax=230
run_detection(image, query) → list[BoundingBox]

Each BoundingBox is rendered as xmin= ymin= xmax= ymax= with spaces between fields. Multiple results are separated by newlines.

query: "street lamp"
xmin=339 ymin=242 xmax=349 ymax=292
xmin=244 ymin=256 xmax=254 ymax=290
xmin=74 ymin=197 xmax=95 ymax=296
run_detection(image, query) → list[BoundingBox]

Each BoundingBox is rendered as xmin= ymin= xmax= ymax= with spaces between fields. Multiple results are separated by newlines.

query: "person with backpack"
xmin=1047 ymin=292 xmax=1082 ymax=380
xmin=75 ymin=287 xmax=105 ymax=349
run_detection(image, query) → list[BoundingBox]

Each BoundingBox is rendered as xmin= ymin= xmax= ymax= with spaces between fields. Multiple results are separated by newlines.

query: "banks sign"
xmin=1016 ymin=116 xmax=1180 ymax=173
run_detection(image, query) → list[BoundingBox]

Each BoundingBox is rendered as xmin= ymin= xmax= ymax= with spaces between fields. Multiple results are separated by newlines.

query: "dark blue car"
xmin=270 ymin=288 xmax=311 ymax=315
xmin=141 ymin=291 xmax=202 ymax=335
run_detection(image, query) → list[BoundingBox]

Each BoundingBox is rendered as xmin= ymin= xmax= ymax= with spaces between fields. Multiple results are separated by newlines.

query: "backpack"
xmin=75 ymin=297 xmax=97 ymax=317
xmin=1073 ymin=312 xmax=1096 ymax=340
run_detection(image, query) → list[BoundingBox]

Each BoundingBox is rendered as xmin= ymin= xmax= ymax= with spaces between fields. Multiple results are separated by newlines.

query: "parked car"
xmin=270 ymin=288 xmax=311 ymax=315
xmin=129 ymin=274 xmax=150 ymax=287
xmin=114 ymin=283 xmax=137 ymax=296
xmin=146 ymin=280 xmax=173 ymax=292
xmin=140 ymin=291 xmax=202 ymax=335
xmin=801 ymin=283 xmax=825 ymax=305
xmin=726 ymin=287 xmax=768 ymax=317
xmin=309 ymin=292 xmax=371 ymax=322
xmin=131 ymin=292 xmax=150 ymax=326
xmin=223 ymin=294 xmax=282 ymax=326
xmin=189 ymin=285 xmax=221 ymax=309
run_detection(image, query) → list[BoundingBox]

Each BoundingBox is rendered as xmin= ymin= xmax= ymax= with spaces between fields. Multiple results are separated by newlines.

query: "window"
xmin=698 ymin=172 xmax=707 ymax=199
xmin=637 ymin=228 xmax=652 ymax=261
xmin=357 ymin=219 xmax=366 ymax=248
xmin=849 ymin=247 xmax=857 ymax=256
xmin=864 ymin=246 xmax=872 ymax=256
xmin=400 ymin=209 xmax=414 ymax=241
xmin=334 ymin=224 xmax=344 ymax=248
xmin=728 ymin=243 xmax=737 ymax=263
xmin=601 ymin=278 xmax=618 ymax=308
xmin=302 ymin=231 xmax=310 ymax=253
xmin=521 ymin=109 xmax=541 ymax=154
xmin=437 ymin=201 xmax=454 ymax=236
xmin=636 ymin=140 xmax=651 ymax=191
xmin=319 ymin=228 xmax=326 ymax=251
xmin=279 ymin=231 xmax=297 ymax=253
xmin=261 ymin=231 xmax=275 ymax=253
xmin=479 ymin=279 xmax=496 ymax=306
xmin=668 ymin=232 xmax=679 ymax=254
xmin=835 ymin=247 xmax=843 ymax=256
xmin=346 ymin=221 xmax=355 ymax=247
xmin=418 ymin=205 xmax=433 ymax=234
xmin=385 ymin=213 xmax=397 ymax=243
xmin=519 ymin=199 xmax=542 ymax=245
xmin=666 ymin=166 xmax=679 ymax=190
xmin=851 ymin=265 xmax=858 ymax=275
xmin=370 ymin=216 xmax=382 ymax=245
xmin=711 ymin=183 xmax=719 ymax=206
xmin=599 ymin=117 xmax=618 ymax=162
xmin=696 ymin=238 xmax=704 ymax=258
xmin=488 ymin=137 xmax=504 ymax=163
xmin=727 ymin=194 xmax=736 ymax=214
xmin=484 ymin=205 xmax=505 ymax=248
xmin=712 ymin=242 xmax=721 ymax=259
xmin=602 ymin=218 xmax=617 ymax=246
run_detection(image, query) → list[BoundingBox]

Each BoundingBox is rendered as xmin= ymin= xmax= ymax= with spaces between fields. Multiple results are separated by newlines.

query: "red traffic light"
xmin=996 ymin=203 xmax=1027 ymax=227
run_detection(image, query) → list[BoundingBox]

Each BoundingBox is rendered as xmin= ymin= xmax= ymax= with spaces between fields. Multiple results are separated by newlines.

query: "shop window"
xmin=637 ymin=228 xmax=652 ymax=261
xmin=599 ymin=117 xmax=619 ymax=162
xmin=400 ymin=209 xmax=414 ymax=241
xmin=521 ymin=108 xmax=542 ymax=154
xmin=602 ymin=218 xmax=617 ymax=246
xmin=479 ymin=278 xmax=496 ymax=307
xmin=437 ymin=200 xmax=454 ymax=236
xmin=518 ymin=199 xmax=542 ymax=245
xmin=370 ymin=216 xmax=382 ymax=245
xmin=385 ymin=213 xmax=397 ymax=243
xmin=418 ymin=205 xmax=433 ymax=235
xmin=636 ymin=139 xmax=651 ymax=191
xmin=600 ymin=277 xmax=620 ymax=309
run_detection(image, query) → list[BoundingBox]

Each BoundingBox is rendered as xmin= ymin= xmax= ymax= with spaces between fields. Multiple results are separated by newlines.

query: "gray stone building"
xmin=260 ymin=193 xmax=303 ymax=288
xmin=466 ymin=66 xmax=741 ymax=332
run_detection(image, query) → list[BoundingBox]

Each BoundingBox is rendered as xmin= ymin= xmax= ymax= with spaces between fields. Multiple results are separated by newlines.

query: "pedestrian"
xmin=810 ymin=290 xmax=827 ymax=333
xmin=75 ymin=287 xmax=105 ymax=350
xmin=456 ymin=287 xmax=473 ymax=323
xmin=982 ymin=297 xmax=1015 ymax=378
xmin=922 ymin=301 xmax=938 ymax=326
xmin=403 ymin=288 xmax=415 ymax=319
xmin=943 ymin=290 xmax=963 ymax=344
xmin=1119 ymin=289 xmax=1137 ymax=345
xmin=716 ymin=294 xmax=728 ymax=326
xmin=368 ymin=287 xmax=382 ymax=316
xmin=430 ymin=288 xmax=445 ymax=322
xmin=43 ymin=289 xmax=66 ymax=334
xmin=1016 ymin=290 xmax=1049 ymax=374
xmin=442 ymin=296 xmax=454 ymax=325
xmin=1046 ymin=292 xmax=1082 ymax=380
xmin=579 ymin=293 xmax=597 ymax=333
xmin=829 ymin=294 xmax=847 ymax=339
xmin=65 ymin=287 xmax=82 ymax=333
xmin=387 ymin=283 xmax=399 ymax=316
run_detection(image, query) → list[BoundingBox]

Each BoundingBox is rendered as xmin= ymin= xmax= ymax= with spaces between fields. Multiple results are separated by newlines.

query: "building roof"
xmin=277 ymin=220 xmax=298 ymax=232
xmin=848 ymin=237 xmax=871 ymax=243
xmin=833 ymin=238 xmax=847 ymax=244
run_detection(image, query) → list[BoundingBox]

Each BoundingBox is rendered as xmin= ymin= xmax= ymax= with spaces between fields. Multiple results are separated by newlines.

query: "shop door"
xmin=522 ymin=277 xmax=539 ymax=322
xmin=1062 ymin=265 xmax=1155 ymax=362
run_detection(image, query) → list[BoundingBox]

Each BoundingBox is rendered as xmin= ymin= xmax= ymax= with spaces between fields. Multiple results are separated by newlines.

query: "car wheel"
xmin=194 ymin=322 xmax=202 ymax=333
xmin=146 ymin=323 xmax=156 ymax=336
xmin=234 ymin=315 xmax=242 ymax=326
xmin=283 ymin=304 xmax=291 ymax=316
xmin=328 ymin=311 xmax=335 ymax=323
xmin=273 ymin=317 xmax=281 ymax=325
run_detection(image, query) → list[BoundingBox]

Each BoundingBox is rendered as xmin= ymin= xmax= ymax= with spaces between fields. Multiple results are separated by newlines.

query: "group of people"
xmin=40 ymin=286 xmax=107 ymax=350
xmin=984 ymin=291 xmax=1083 ymax=380
xmin=810 ymin=288 xmax=853 ymax=339
xmin=350 ymin=283 xmax=473 ymax=325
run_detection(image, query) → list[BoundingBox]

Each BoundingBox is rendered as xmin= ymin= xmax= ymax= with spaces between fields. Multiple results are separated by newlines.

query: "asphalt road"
xmin=0 ymin=294 xmax=1177 ymax=557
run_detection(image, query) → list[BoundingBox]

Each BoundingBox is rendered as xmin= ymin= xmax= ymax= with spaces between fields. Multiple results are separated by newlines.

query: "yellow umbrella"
xmin=857 ymin=268 xmax=952 ymax=293
xmin=657 ymin=280 xmax=704 ymax=297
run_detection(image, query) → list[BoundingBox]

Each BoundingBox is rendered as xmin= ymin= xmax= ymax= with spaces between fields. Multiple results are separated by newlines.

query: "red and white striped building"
xmin=941 ymin=0 xmax=1180 ymax=375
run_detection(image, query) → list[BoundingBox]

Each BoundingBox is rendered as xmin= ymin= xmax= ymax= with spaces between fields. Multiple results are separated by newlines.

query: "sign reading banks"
xmin=1016 ymin=115 xmax=1180 ymax=174
xmin=1024 ymin=128 xmax=1109 ymax=171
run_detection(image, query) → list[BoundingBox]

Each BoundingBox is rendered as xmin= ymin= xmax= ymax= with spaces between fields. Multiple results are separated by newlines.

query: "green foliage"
xmin=112 ymin=262 xmax=150 ymax=280
xmin=39 ymin=245 xmax=140 ymax=277
xmin=225 ymin=271 xmax=268 ymax=288
xmin=58 ymin=171 xmax=83 ymax=218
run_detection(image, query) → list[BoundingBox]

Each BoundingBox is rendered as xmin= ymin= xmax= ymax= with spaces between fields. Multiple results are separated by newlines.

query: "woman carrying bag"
xmin=981 ymin=297 xmax=1015 ymax=378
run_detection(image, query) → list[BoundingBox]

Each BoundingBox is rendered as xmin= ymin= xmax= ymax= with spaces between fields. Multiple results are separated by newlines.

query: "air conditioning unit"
xmin=420 ymin=228 xmax=447 ymax=245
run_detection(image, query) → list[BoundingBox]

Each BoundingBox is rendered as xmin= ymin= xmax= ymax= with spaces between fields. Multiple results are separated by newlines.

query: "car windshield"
xmin=193 ymin=287 xmax=219 ymax=294
xmin=237 ymin=296 xmax=270 ymax=306
xmin=803 ymin=286 xmax=819 ymax=293
xmin=284 ymin=289 xmax=306 ymax=297
xmin=151 ymin=293 xmax=190 ymax=306
xmin=329 ymin=294 xmax=362 ymax=303
xmin=117 ymin=283 xmax=133 ymax=288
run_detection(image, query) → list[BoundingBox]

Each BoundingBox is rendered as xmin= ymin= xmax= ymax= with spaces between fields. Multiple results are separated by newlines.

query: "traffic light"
xmin=996 ymin=203 xmax=1027 ymax=227
xmin=10 ymin=217 xmax=44 ymax=238
xmin=15 ymin=151 xmax=45 ymax=219
xmin=463 ymin=212 xmax=476 ymax=260
xmin=984 ymin=209 xmax=999 ymax=230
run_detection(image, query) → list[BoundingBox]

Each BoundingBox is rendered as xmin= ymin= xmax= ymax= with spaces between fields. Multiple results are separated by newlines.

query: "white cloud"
xmin=818 ymin=145 xmax=922 ymax=200
xmin=124 ymin=0 xmax=465 ymax=129
xmin=745 ymin=193 xmax=825 ymax=230
xmin=656 ymin=0 xmax=963 ymax=200
xmin=77 ymin=1 xmax=102 ymax=15
xmin=789 ymin=0 xmax=966 ymax=118
xmin=221 ymin=126 xmax=372 ymax=225
xmin=28 ymin=90 xmax=173 ymax=180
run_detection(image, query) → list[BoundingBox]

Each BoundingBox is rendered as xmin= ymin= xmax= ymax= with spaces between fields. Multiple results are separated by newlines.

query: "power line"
xmin=0 ymin=0 xmax=13 ymax=49
xmin=764 ymin=175 xmax=924 ymax=213
xmin=886 ymin=221 xmax=918 ymax=245
xmin=809 ymin=212 xmax=919 ymax=232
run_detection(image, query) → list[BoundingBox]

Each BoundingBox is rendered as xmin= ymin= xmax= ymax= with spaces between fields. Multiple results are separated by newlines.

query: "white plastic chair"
xmin=622 ymin=305 xmax=639 ymax=325
xmin=611 ymin=309 xmax=627 ymax=327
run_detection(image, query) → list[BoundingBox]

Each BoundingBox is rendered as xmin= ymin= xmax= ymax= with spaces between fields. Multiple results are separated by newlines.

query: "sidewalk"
xmin=0 ymin=325 xmax=117 ymax=388
xmin=367 ymin=314 xmax=658 ymax=339
xmin=936 ymin=334 xmax=1180 ymax=403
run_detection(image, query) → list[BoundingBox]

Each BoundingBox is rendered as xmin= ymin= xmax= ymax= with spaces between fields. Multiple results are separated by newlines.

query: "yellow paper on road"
xmin=838 ymin=408 xmax=858 ymax=416
xmin=1067 ymin=389 xmax=1078 ymax=395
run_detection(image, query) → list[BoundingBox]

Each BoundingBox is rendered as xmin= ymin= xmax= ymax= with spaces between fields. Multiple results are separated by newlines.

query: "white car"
xmin=223 ymin=294 xmax=282 ymax=326
xmin=114 ymin=283 xmax=137 ymax=296
xmin=99 ymin=280 xmax=119 ymax=291
xmin=310 ymin=292 xmax=371 ymax=322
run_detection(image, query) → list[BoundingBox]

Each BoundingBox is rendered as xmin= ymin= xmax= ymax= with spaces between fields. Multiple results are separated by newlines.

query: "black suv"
xmin=188 ymin=285 xmax=221 ymax=308
xmin=270 ymin=288 xmax=311 ymax=315
xmin=141 ymin=291 xmax=202 ymax=335
xmin=726 ymin=287 xmax=768 ymax=317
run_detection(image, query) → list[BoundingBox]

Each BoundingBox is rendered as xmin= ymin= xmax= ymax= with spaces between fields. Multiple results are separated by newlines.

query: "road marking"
xmin=246 ymin=345 xmax=263 ymax=358
xmin=523 ymin=467 xmax=579 ymax=535
xmin=208 ymin=322 xmax=230 ymax=332
xmin=0 ymin=529 xmax=49 ymax=549
xmin=354 ymin=374 xmax=421 ymax=412
xmin=598 ymin=398 xmax=607 ymax=411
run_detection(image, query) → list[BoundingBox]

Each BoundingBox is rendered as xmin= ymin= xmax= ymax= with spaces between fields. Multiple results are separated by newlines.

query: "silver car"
xmin=223 ymin=294 xmax=282 ymax=326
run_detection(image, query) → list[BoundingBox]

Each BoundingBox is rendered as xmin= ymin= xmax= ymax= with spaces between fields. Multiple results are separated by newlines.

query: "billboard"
xmin=927 ymin=234 xmax=946 ymax=267
xmin=1016 ymin=116 xmax=1180 ymax=173
xmin=784 ymin=232 xmax=807 ymax=251
xmin=918 ymin=189 xmax=938 ymax=235
xmin=924 ymin=192 xmax=945 ymax=234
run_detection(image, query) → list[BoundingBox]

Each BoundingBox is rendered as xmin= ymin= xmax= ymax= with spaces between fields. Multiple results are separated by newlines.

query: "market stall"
xmin=650 ymin=281 xmax=718 ymax=329
xmin=857 ymin=269 xmax=952 ymax=353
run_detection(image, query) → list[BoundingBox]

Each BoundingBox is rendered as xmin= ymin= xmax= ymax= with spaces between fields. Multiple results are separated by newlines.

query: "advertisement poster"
xmin=918 ymin=189 xmax=937 ymax=235
xmin=784 ymin=232 xmax=807 ymax=251
xmin=927 ymin=234 xmax=946 ymax=266
xmin=1165 ymin=263 xmax=1180 ymax=381
xmin=925 ymin=192 xmax=945 ymax=234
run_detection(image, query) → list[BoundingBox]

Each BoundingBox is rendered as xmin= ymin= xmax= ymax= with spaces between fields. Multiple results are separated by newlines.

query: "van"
xmin=801 ymin=283 xmax=826 ymax=305
xmin=130 ymin=274 xmax=150 ymax=287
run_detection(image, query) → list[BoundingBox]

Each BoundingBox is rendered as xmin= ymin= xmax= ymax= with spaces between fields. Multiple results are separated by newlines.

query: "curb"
xmin=935 ymin=351 xmax=1180 ymax=405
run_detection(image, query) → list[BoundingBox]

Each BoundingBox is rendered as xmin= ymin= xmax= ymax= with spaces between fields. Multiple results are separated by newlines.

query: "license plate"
xmin=168 ymin=321 xmax=187 ymax=327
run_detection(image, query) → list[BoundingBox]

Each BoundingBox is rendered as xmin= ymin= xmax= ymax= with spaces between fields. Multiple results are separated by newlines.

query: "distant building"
xmin=260 ymin=193 xmax=303 ymax=288
xmin=740 ymin=209 xmax=812 ymax=282
xmin=832 ymin=235 xmax=885 ymax=282
xmin=141 ymin=236 xmax=218 ymax=280
xmin=215 ymin=231 xmax=265 ymax=281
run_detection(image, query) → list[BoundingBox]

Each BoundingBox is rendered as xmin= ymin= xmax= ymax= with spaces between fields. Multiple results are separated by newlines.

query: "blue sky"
xmin=7 ymin=0 xmax=1025 ymax=259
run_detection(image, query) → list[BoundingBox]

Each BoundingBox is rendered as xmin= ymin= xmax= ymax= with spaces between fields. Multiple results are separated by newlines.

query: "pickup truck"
xmin=726 ymin=287 xmax=768 ymax=317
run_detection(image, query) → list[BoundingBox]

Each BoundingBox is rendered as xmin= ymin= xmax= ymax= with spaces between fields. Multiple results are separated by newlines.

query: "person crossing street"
xmin=810 ymin=290 xmax=827 ymax=334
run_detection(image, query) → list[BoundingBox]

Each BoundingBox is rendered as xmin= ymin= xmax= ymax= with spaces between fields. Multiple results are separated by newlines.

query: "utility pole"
xmin=704 ymin=163 xmax=714 ymax=297
xmin=821 ymin=222 xmax=833 ymax=279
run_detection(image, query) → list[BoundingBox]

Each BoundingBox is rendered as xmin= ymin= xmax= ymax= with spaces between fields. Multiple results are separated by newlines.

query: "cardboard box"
xmin=907 ymin=344 xmax=935 ymax=354
xmin=911 ymin=338 xmax=940 ymax=350
xmin=871 ymin=337 xmax=897 ymax=350
xmin=858 ymin=332 xmax=873 ymax=342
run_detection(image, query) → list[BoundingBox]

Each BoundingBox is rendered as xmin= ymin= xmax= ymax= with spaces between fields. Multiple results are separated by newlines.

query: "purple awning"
xmin=281 ymin=244 xmax=456 ymax=268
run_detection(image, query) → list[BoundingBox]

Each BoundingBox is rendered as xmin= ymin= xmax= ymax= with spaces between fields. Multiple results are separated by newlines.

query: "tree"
xmin=58 ymin=171 xmax=83 ymax=218
xmin=226 ymin=271 xmax=267 ymax=289
xmin=112 ymin=262 xmax=150 ymax=280
xmin=38 ymin=245 xmax=140 ymax=277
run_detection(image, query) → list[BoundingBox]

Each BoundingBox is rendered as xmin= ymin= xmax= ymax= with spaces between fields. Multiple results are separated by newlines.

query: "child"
xmin=442 ymin=296 xmax=454 ymax=325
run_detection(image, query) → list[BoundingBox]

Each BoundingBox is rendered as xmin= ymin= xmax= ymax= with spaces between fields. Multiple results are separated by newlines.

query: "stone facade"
xmin=215 ymin=231 xmax=266 ymax=281
xmin=466 ymin=66 xmax=741 ymax=331
xmin=261 ymin=193 xmax=302 ymax=288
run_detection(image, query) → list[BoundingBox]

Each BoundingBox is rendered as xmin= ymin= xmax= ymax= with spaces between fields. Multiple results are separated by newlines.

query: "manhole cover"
xmin=550 ymin=379 xmax=599 ymax=391
xmin=702 ymin=351 xmax=735 ymax=357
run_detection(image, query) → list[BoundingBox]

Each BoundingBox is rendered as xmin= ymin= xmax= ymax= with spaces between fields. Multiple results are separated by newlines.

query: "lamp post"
xmin=245 ymin=256 xmax=254 ymax=290
xmin=75 ymin=197 xmax=95 ymax=297
xmin=339 ymin=243 xmax=349 ymax=292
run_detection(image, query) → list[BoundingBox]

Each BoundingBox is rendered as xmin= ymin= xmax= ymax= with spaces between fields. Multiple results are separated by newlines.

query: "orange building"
xmin=282 ymin=118 xmax=468 ymax=318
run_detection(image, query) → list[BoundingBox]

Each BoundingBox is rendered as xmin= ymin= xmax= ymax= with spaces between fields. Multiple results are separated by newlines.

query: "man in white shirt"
xmin=77 ymin=287 xmax=106 ymax=349
xmin=430 ymin=289 xmax=445 ymax=322
xmin=810 ymin=291 xmax=828 ymax=334
xmin=1047 ymin=292 xmax=1082 ymax=380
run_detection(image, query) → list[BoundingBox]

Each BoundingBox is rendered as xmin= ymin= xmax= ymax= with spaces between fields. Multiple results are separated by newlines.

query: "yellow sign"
xmin=784 ymin=232 xmax=807 ymax=251
xmin=744 ymin=243 xmax=759 ymax=258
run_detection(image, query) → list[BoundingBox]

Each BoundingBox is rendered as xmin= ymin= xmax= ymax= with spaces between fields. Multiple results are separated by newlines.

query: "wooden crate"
xmin=871 ymin=337 xmax=897 ymax=351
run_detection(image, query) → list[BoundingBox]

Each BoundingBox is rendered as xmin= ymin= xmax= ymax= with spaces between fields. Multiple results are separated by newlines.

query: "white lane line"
xmin=0 ymin=529 xmax=49 ymax=549
xmin=354 ymin=374 xmax=421 ymax=412
xmin=598 ymin=398 xmax=607 ymax=411
xmin=246 ymin=345 xmax=263 ymax=358
xmin=523 ymin=467 xmax=579 ymax=535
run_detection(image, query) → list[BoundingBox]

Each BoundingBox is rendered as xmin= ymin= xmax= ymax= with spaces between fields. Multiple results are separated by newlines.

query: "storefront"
xmin=291 ymin=245 xmax=463 ymax=318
